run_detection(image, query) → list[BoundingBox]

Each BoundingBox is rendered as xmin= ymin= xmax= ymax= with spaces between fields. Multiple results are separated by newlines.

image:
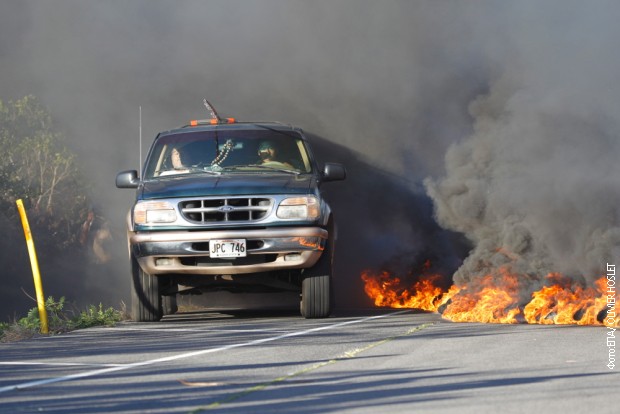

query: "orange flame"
xmin=523 ymin=274 xmax=616 ymax=325
xmin=291 ymin=237 xmax=322 ymax=250
xmin=361 ymin=271 xmax=447 ymax=311
xmin=361 ymin=264 xmax=619 ymax=326
xmin=440 ymin=269 xmax=523 ymax=324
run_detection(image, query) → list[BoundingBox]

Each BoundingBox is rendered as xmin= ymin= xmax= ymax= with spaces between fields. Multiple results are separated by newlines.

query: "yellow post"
xmin=16 ymin=199 xmax=49 ymax=334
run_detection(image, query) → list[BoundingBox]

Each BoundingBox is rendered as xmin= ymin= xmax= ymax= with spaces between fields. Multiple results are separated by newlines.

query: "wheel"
xmin=300 ymin=234 xmax=333 ymax=319
xmin=301 ymin=274 xmax=331 ymax=318
xmin=159 ymin=276 xmax=178 ymax=316
xmin=131 ymin=254 xmax=163 ymax=322
xmin=162 ymin=294 xmax=178 ymax=316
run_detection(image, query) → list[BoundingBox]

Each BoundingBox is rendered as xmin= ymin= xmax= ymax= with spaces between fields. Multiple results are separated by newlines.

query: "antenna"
xmin=139 ymin=106 xmax=142 ymax=173
xmin=203 ymin=99 xmax=222 ymax=122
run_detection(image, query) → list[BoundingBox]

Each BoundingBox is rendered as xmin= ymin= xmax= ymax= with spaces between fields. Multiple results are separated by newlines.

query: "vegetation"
xmin=0 ymin=296 xmax=125 ymax=342
xmin=0 ymin=95 xmax=90 ymax=250
xmin=0 ymin=96 xmax=121 ymax=342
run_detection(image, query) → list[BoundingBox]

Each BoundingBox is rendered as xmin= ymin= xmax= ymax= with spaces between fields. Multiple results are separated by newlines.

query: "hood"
xmin=140 ymin=173 xmax=316 ymax=200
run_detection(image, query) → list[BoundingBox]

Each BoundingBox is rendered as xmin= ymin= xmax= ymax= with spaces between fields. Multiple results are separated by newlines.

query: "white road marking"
xmin=0 ymin=311 xmax=410 ymax=393
xmin=97 ymin=327 xmax=292 ymax=334
xmin=0 ymin=362 xmax=125 ymax=368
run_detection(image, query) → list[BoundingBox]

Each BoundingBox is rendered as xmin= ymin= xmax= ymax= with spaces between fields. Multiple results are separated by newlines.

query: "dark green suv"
xmin=116 ymin=118 xmax=346 ymax=321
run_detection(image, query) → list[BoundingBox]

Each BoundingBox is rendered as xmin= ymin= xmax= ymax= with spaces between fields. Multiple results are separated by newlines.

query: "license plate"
xmin=210 ymin=239 xmax=247 ymax=258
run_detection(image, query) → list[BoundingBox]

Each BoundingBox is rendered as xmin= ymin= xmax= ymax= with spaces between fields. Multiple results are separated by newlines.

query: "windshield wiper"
xmin=154 ymin=166 xmax=222 ymax=177
xmin=223 ymin=165 xmax=301 ymax=175
xmin=188 ymin=166 xmax=222 ymax=175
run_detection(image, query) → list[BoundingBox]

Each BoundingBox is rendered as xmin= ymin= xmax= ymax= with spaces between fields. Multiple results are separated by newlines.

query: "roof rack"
xmin=181 ymin=100 xmax=294 ymax=129
xmin=184 ymin=118 xmax=236 ymax=127
xmin=181 ymin=119 xmax=297 ymax=128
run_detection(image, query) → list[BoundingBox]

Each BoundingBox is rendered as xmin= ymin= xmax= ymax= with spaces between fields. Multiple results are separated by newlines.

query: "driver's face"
xmin=259 ymin=147 xmax=276 ymax=160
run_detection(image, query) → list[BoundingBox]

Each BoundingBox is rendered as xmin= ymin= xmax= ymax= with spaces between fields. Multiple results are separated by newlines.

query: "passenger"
xmin=257 ymin=141 xmax=293 ymax=169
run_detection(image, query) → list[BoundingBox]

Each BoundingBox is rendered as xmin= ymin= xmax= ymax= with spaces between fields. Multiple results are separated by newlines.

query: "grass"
xmin=0 ymin=296 xmax=127 ymax=342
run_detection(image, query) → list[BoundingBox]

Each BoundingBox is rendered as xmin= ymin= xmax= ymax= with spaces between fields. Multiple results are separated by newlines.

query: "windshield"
xmin=143 ymin=128 xmax=313 ymax=179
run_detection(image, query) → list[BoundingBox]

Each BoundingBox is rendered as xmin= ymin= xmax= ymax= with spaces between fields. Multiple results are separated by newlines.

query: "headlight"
xmin=277 ymin=196 xmax=320 ymax=220
xmin=134 ymin=201 xmax=177 ymax=224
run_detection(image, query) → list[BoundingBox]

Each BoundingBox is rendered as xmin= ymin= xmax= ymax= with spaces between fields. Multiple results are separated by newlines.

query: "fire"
xmin=523 ymin=274 xmax=615 ymax=325
xmin=361 ymin=271 xmax=447 ymax=311
xmin=362 ymin=265 xmax=619 ymax=327
xmin=292 ymin=237 xmax=322 ymax=249
xmin=440 ymin=269 xmax=523 ymax=324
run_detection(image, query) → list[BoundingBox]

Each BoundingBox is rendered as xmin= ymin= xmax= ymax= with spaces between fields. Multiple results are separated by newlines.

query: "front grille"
xmin=180 ymin=254 xmax=278 ymax=267
xmin=180 ymin=197 xmax=273 ymax=224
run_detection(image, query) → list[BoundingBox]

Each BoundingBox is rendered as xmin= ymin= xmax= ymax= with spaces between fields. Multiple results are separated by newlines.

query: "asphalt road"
xmin=0 ymin=309 xmax=617 ymax=413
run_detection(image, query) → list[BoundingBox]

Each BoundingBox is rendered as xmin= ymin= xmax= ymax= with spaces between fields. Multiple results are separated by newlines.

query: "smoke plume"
xmin=425 ymin=4 xmax=620 ymax=292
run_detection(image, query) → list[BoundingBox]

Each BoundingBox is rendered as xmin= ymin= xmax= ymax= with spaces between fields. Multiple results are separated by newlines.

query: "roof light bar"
xmin=187 ymin=117 xmax=236 ymax=127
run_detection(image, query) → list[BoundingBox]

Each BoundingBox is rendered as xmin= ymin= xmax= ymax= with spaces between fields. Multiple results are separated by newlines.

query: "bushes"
xmin=0 ymin=296 xmax=125 ymax=342
xmin=0 ymin=95 xmax=90 ymax=251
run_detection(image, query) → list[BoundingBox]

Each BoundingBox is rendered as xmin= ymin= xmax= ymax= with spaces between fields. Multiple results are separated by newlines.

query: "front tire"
xmin=131 ymin=255 xmax=163 ymax=322
xmin=162 ymin=293 xmax=178 ymax=316
xmin=300 ymin=234 xmax=333 ymax=319
xmin=301 ymin=274 xmax=331 ymax=318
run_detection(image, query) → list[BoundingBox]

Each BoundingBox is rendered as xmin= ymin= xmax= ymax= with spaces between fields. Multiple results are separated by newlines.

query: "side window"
xmin=145 ymin=144 xmax=168 ymax=178
xmin=282 ymin=141 xmax=303 ymax=170
xmin=296 ymin=140 xmax=312 ymax=172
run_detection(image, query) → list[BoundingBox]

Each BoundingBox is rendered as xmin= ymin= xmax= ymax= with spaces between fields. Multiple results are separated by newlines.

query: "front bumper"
xmin=130 ymin=227 xmax=327 ymax=275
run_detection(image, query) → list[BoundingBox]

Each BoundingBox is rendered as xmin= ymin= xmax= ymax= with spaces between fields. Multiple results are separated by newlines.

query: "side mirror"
xmin=322 ymin=163 xmax=346 ymax=182
xmin=116 ymin=170 xmax=140 ymax=189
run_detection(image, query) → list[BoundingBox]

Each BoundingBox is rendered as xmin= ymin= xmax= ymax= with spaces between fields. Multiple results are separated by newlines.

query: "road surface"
xmin=0 ymin=309 xmax=617 ymax=413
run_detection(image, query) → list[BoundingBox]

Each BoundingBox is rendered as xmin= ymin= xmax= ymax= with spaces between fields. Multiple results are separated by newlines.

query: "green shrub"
xmin=73 ymin=303 xmax=122 ymax=329
xmin=1 ymin=296 xmax=123 ymax=342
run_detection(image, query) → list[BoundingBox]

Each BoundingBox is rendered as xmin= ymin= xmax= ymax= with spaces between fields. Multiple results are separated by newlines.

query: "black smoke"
xmin=1 ymin=1 xmax=616 ymax=317
xmin=425 ymin=3 xmax=620 ymax=294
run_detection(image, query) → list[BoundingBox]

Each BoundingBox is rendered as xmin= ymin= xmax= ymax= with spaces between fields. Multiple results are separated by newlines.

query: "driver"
xmin=257 ymin=141 xmax=293 ymax=169
xmin=160 ymin=147 xmax=190 ymax=176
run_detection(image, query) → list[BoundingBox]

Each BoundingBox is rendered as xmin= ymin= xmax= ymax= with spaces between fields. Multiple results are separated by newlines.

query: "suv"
xmin=116 ymin=116 xmax=346 ymax=321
